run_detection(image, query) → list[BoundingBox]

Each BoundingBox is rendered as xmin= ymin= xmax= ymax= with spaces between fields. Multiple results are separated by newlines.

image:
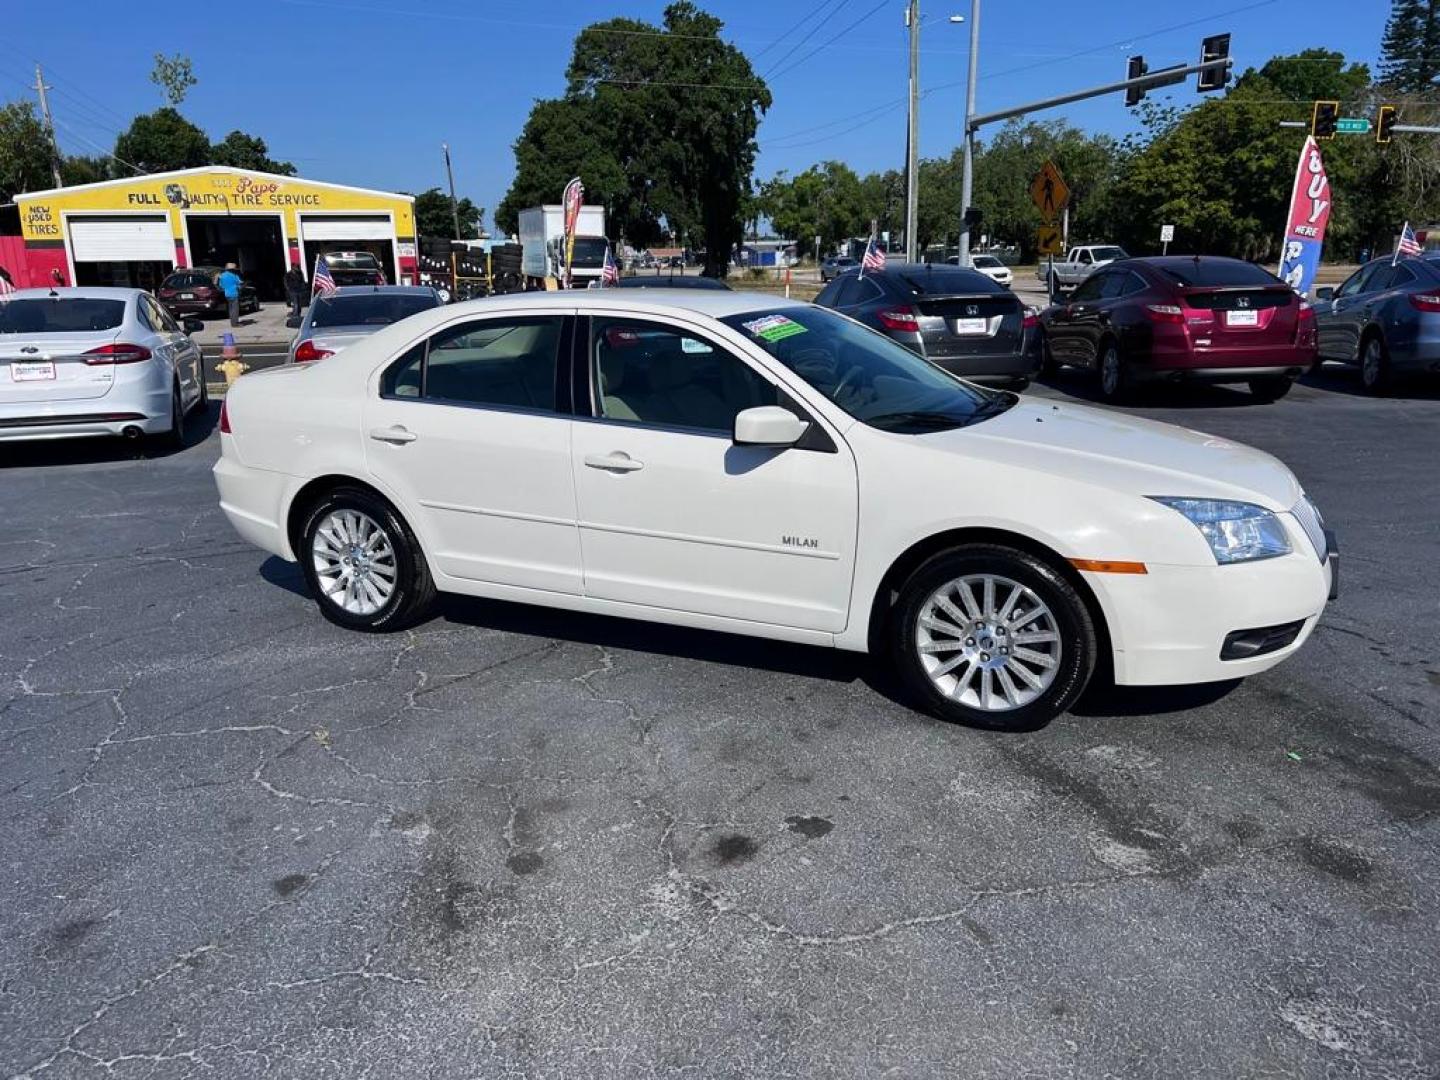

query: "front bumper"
xmin=1080 ymin=518 xmax=1333 ymax=686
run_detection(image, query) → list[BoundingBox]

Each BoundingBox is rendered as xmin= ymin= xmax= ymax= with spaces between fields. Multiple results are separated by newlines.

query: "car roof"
xmin=0 ymin=287 xmax=140 ymax=302
xmin=414 ymin=287 xmax=800 ymax=321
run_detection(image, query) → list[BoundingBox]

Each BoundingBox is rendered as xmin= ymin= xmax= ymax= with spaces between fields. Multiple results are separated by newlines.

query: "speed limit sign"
xmin=1160 ymin=224 xmax=1175 ymax=243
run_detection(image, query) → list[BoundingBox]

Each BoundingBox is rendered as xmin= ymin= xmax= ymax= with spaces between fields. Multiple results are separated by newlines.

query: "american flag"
xmin=860 ymin=235 xmax=885 ymax=275
xmin=602 ymin=245 xmax=619 ymax=286
xmin=1397 ymin=221 xmax=1422 ymax=258
xmin=0 ymin=273 xmax=15 ymax=297
xmin=312 ymin=257 xmax=337 ymax=297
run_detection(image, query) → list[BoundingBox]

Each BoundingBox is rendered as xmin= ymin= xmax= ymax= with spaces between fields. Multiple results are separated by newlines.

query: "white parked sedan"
xmin=949 ymin=254 xmax=1013 ymax=288
xmin=1 ymin=287 xmax=207 ymax=444
xmin=214 ymin=290 xmax=1336 ymax=730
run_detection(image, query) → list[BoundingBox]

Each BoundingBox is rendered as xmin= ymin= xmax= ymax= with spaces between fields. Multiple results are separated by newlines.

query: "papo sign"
xmin=1031 ymin=161 xmax=1070 ymax=223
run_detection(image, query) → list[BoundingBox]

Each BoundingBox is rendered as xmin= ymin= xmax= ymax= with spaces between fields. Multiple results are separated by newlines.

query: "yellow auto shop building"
xmin=9 ymin=167 xmax=417 ymax=300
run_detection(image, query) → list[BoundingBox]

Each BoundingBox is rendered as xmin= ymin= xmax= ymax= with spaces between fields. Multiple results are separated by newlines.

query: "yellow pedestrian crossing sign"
xmin=1036 ymin=224 xmax=1063 ymax=255
xmin=1031 ymin=161 xmax=1070 ymax=223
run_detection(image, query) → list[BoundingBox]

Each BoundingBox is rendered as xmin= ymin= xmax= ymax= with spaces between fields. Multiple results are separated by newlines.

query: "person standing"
xmin=284 ymin=264 xmax=306 ymax=318
xmin=218 ymin=262 xmax=243 ymax=326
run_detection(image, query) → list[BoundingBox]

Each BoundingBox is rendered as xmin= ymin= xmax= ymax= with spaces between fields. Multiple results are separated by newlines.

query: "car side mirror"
xmin=1314 ymin=286 xmax=1334 ymax=302
xmin=182 ymin=318 xmax=205 ymax=335
xmin=285 ymin=314 xmax=302 ymax=329
xmin=733 ymin=405 xmax=809 ymax=447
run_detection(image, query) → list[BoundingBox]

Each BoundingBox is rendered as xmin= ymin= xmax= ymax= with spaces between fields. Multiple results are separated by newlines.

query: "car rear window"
xmin=0 ymin=298 xmax=127 ymax=334
xmin=1156 ymin=260 xmax=1281 ymax=288
xmin=309 ymin=293 xmax=438 ymax=328
xmin=898 ymin=267 xmax=1003 ymax=295
xmin=163 ymin=272 xmax=214 ymax=289
xmin=325 ymin=254 xmax=380 ymax=270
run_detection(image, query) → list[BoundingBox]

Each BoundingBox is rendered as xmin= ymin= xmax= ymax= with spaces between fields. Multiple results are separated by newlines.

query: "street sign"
xmin=1036 ymin=224 xmax=1063 ymax=255
xmin=1335 ymin=117 xmax=1371 ymax=134
xmin=1031 ymin=161 xmax=1070 ymax=223
xmin=1160 ymin=224 xmax=1175 ymax=243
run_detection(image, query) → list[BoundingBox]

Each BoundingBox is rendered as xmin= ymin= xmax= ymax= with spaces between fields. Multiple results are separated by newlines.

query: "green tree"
xmin=1380 ymin=0 xmax=1440 ymax=90
xmin=414 ymin=187 xmax=482 ymax=238
xmin=151 ymin=53 xmax=197 ymax=107
xmin=762 ymin=161 xmax=867 ymax=250
xmin=209 ymin=130 xmax=296 ymax=175
xmin=500 ymin=3 xmax=770 ymax=273
xmin=0 ymin=101 xmax=55 ymax=201
xmin=60 ymin=154 xmax=112 ymax=186
xmin=114 ymin=108 xmax=209 ymax=173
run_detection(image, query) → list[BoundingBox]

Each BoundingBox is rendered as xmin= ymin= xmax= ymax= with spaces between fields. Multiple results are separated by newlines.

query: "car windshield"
xmin=571 ymin=237 xmax=609 ymax=269
xmin=1089 ymin=247 xmax=1127 ymax=261
xmin=308 ymin=293 xmax=438 ymax=328
xmin=973 ymin=256 xmax=1002 ymax=268
xmin=720 ymin=306 xmax=1014 ymax=432
xmin=0 ymin=298 xmax=127 ymax=334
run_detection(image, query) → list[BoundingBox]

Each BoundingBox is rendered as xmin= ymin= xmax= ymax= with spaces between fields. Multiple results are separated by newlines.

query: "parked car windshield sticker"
xmin=680 ymin=337 xmax=713 ymax=354
xmin=741 ymin=314 xmax=808 ymax=342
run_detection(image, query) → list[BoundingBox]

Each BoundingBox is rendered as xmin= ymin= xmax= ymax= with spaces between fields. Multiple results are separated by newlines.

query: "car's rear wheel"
xmin=1097 ymin=341 xmax=1130 ymax=402
xmin=1248 ymin=375 xmax=1293 ymax=402
xmin=299 ymin=487 xmax=436 ymax=632
xmin=154 ymin=381 xmax=185 ymax=450
xmin=1360 ymin=334 xmax=1391 ymax=395
xmin=890 ymin=545 xmax=1097 ymax=732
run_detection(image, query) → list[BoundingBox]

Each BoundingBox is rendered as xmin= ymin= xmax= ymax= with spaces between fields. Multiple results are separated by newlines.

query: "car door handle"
xmin=584 ymin=451 xmax=644 ymax=473
xmin=369 ymin=425 xmax=417 ymax=445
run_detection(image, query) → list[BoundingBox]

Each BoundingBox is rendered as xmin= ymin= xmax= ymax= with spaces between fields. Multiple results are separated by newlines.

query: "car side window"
xmin=381 ymin=317 xmax=562 ymax=412
xmin=134 ymin=298 xmax=156 ymax=331
xmin=591 ymin=317 xmax=777 ymax=434
xmin=815 ymin=279 xmax=841 ymax=306
xmin=1078 ymin=250 xmax=1092 ymax=265
xmin=149 ymin=298 xmax=179 ymax=332
xmin=1099 ymin=273 xmax=1129 ymax=299
xmin=1071 ymin=274 xmax=1106 ymax=303
xmin=1336 ymin=264 xmax=1379 ymax=298
xmin=856 ymin=277 xmax=884 ymax=302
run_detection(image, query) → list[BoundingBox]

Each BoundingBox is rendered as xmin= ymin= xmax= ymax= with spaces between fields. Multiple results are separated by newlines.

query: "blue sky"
xmin=2 ymin=0 xmax=1388 ymax=228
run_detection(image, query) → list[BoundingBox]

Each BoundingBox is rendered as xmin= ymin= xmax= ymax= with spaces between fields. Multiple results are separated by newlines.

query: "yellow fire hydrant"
xmin=217 ymin=357 xmax=248 ymax=385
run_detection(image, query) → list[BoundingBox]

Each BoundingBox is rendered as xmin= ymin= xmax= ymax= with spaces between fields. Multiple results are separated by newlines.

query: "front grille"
xmin=1290 ymin=496 xmax=1327 ymax=562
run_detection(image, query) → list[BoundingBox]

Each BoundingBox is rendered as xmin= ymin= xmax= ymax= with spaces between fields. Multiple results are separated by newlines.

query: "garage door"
xmin=69 ymin=216 xmax=173 ymax=262
xmin=300 ymin=215 xmax=392 ymax=241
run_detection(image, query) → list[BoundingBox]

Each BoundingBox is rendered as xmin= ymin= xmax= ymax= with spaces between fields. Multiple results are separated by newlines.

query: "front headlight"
xmin=1150 ymin=497 xmax=1292 ymax=564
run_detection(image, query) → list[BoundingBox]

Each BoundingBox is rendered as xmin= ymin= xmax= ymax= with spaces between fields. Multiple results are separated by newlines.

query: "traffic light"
xmin=963 ymin=207 xmax=984 ymax=230
xmin=1312 ymin=100 xmax=1339 ymax=140
xmin=1197 ymin=33 xmax=1231 ymax=92
xmin=1125 ymin=56 xmax=1149 ymax=108
xmin=1376 ymin=104 xmax=1398 ymax=143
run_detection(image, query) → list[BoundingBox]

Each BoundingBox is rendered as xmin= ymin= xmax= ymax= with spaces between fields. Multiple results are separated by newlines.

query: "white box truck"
xmin=518 ymin=205 xmax=608 ymax=288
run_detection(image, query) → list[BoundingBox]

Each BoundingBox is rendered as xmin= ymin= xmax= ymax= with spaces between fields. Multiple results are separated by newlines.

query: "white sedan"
xmin=214 ymin=291 xmax=1335 ymax=730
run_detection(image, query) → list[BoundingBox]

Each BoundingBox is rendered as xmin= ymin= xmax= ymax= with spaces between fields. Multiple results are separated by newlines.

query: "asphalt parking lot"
xmin=2 ymin=367 xmax=1438 ymax=1078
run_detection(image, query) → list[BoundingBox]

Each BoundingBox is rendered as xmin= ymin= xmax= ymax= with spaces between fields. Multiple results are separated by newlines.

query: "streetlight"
xmin=958 ymin=0 xmax=980 ymax=268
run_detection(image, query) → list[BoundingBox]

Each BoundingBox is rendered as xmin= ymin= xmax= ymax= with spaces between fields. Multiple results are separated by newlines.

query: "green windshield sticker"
xmin=742 ymin=314 xmax=808 ymax=342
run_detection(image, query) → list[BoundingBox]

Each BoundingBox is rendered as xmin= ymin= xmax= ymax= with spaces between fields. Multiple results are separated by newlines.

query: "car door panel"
xmin=571 ymin=315 xmax=858 ymax=633
xmin=362 ymin=312 xmax=584 ymax=595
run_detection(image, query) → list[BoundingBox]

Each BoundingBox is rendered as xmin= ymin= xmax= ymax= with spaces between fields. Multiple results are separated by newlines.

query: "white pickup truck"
xmin=1036 ymin=245 xmax=1129 ymax=294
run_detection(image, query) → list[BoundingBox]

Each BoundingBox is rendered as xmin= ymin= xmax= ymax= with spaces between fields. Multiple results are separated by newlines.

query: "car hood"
xmin=913 ymin=400 xmax=1302 ymax=509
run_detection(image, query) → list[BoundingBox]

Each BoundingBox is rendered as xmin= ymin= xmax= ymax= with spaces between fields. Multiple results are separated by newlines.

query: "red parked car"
xmin=1037 ymin=256 xmax=1317 ymax=402
xmin=157 ymin=267 xmax=260 ymax=319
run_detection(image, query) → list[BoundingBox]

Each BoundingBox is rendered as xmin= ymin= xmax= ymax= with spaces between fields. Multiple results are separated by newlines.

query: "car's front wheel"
xmin=1360 ymin=334 xmax=1391 ymax=395
xmin=1097 ymin=341 xmax=1131 ymax=402
xmin=890 ymin=545 xmax=1097 ymax=731
xmin=299 ymin=488 xmax=436 ymax=632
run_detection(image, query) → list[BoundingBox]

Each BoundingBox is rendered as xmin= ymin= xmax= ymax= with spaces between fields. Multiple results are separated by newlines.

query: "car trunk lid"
xmin=0 ymin=329 xmax=123 ymax=403
xmin=1180 ymin=286 xmax=1298 ymax=350
xmin=912 ymin=292 xmax=1023 ymax=357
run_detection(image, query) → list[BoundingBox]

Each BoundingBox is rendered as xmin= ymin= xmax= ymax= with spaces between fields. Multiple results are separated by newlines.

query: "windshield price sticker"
xmin=741 ymin=314 xmax=808 ymax=342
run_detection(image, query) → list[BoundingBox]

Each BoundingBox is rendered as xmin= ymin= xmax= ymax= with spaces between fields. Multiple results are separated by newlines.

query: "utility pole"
xmin=904 ymin=0 xmax=920 ymax=263
xmin=958 ymin=0 xmax=980 ymax=267
xmin=34 ymin=65 xmax=63 ymax=189
xmin=441 ymin=143 xmax=462 ymax=241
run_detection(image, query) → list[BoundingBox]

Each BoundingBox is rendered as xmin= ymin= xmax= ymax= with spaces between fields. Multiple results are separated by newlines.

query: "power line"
xmin=768 ymin=0 xmax=890 ymax=82
xmin=753 ymin=0 xmax=841 ymax=61
xmin=762 ymin=0 xmax=849 ymax=78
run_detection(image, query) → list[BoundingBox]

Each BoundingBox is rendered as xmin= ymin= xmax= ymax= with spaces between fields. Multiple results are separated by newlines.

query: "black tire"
xmin=1360 ymin=334 xmax=1391 ymax=395
xmin=1010 ymin=377 xmax=1032 ymax=392
xmin=1097 ymin=340 xmax=1131 ymax=402
xmin=298 ymin=486 xmax=436 ymax=633
xmin=155 ymin=381 xmax=185 ymax=449
xmin=889 ymin=544 xmax=1097 ymax=732
xmin=1248 ymin=375 xmax=1293 ymax=402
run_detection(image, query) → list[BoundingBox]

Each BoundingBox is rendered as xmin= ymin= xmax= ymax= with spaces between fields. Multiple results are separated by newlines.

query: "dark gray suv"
xmin=1314 ymin=255 xmax=1440 ymax=393
xmin=814 ymin=264 xmax=1040 ymax=385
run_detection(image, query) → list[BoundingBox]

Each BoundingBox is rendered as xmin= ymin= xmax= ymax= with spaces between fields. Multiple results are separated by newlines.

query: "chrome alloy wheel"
xmin=915 ymin=573 xmax=1062 ymax=712
xmin=1100 ymin=346 xmax=1121 ymax=397
xmin=311 ymin=509 xmax=398 ymax=616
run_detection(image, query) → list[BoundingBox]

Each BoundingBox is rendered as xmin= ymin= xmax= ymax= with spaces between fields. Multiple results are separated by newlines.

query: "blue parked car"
xmin=1314 ymin=255 xmax=1440 ymax=393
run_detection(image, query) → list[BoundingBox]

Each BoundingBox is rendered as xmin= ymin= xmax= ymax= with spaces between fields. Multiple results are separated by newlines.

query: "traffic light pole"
xmin=956 ymin=55 xmax=1231 ymax=265
xmin=1278 ymin=121 xmax=1440 ymax=134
